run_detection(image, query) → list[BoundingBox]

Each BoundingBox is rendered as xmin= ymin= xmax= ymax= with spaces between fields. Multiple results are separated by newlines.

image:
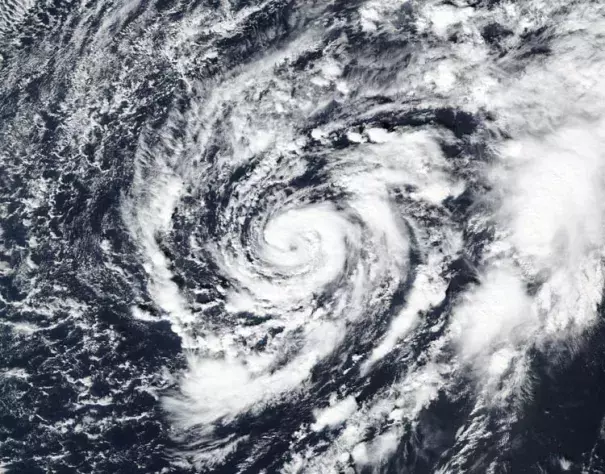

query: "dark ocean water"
xmin=1 ymin=0 xmax=605 ymax=472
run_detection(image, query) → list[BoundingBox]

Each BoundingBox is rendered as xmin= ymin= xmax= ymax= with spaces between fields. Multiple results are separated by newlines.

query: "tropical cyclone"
xmin=1 ymin=0 xmax=605 ymax=473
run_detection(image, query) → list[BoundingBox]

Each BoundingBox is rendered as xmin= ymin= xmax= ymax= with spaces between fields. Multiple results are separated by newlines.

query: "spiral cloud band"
xmin=119 ymin=1 xmax=605 ymax=471
xmin=1 ymin=0 xmax=605 ymax=472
